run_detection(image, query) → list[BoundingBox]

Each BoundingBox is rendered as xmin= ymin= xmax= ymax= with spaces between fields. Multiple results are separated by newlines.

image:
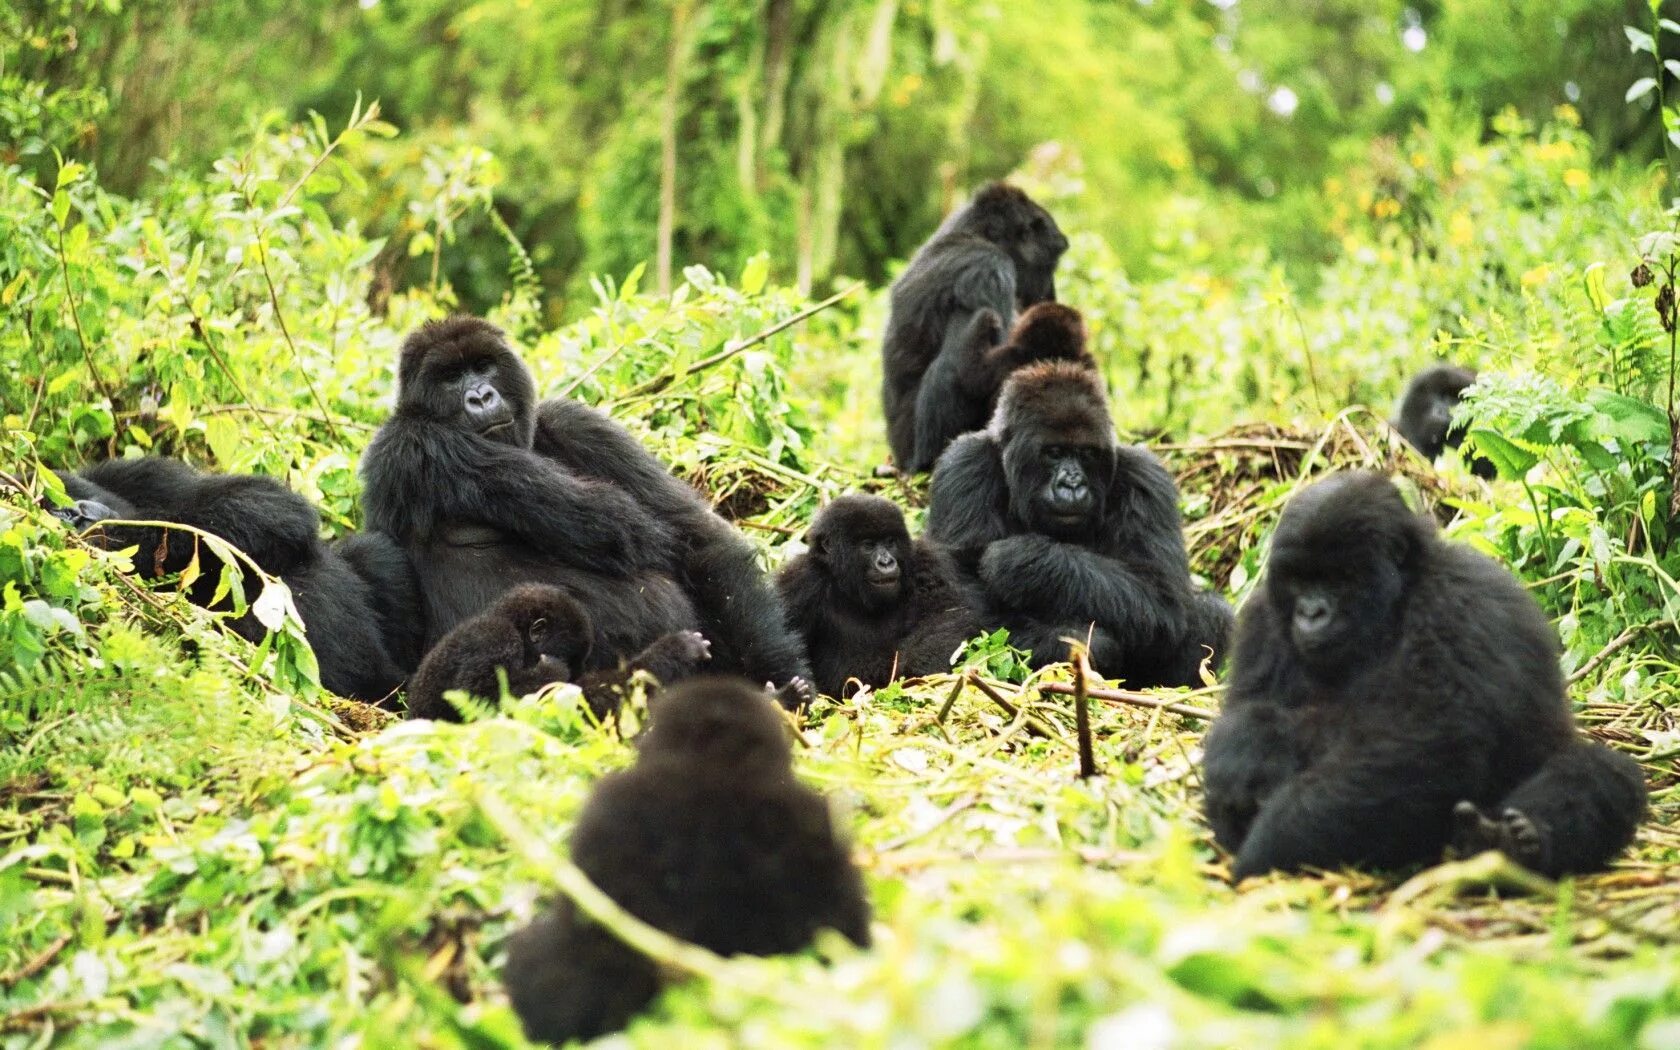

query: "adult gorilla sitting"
xmin=925 ymin=361 xmax=1231 ymax=687
xmin=359 ymin=316 xmax=811 ymax=706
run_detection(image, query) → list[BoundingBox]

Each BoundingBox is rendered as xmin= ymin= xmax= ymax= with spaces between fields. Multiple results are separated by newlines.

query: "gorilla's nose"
xmin=1293 ymin=595 xmax=1333 ymax=636
xmin=467 ymin=385 xmax=503 ymax=414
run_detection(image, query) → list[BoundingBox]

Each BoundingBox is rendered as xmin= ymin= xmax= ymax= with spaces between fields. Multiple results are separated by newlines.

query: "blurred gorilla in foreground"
xmin=1202 ymin=471 xmax=1646 ymax=879
xmin=502 ymin=677 xmax=871 ymax=1043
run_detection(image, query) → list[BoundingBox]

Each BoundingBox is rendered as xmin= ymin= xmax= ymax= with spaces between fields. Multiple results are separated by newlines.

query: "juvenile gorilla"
xmin=926 ymin=361 xmax=1232 ymax=686
xmin=881 ymin=183 xmax=1072 ymax=473
xmin=776 ymin=494 xmax=980 ymax=698
xmin=1392 ymin=363 xmax=1495 ymax=479
xmin=52 ymin=458 xmax=418 ymax=702
xmin=406 ymin=583 xmax=710 ymax=720
xmin=502 ymin=677 xmax=871 ymax=1044
xmin=360 ymin=316 xmax=812 ymax=707
xmin=1201 ymin=471 xmax=1647 ymax=879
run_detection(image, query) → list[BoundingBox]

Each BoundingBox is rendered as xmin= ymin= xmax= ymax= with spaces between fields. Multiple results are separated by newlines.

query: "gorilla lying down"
xmin=51 ymin=458 xmax=418 ymax=703
xmin=1202 ymin=471 xmax=1646 ymax=879
xmin=502 ymin=677 xmax=871 ymax=1043
xmin=406 ymin=583 xmax=711 ymax=720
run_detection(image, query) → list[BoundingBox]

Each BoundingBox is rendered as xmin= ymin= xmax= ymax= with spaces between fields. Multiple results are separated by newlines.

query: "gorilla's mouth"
xmin=479 ymin=420 xmax=514 ymax=438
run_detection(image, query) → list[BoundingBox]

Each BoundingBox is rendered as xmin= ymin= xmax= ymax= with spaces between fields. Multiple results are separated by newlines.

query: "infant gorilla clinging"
xmin=406 ymin=584 xmax=710 ymax=720
xmin=502 ymin=677 xmax=871 ymax=1043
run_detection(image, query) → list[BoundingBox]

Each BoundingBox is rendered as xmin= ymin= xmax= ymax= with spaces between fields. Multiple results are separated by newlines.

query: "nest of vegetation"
xmin=1159 ymin=409 xmax=1461 ymax=586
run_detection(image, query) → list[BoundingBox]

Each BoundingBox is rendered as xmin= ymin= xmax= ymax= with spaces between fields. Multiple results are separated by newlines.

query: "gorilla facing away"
xmin=1201 ymin=471 xmax=1646 ymax=879
xmin=52 ymin=459 xmax=418 ymax=703
xmin=881 ymin=183 xmax=1071 ymax=473
xmin=1392 ymin=364 xmax=1495 ymax=479
xmin=502 ymin=677 xmax=871 ymax=1044
xmin=405 ymin=583 xmax=711 ymax=720
xmin=925 ymin=361 xmax=1232 ymax=686
xmin=776 ymin=494 xmax=980 ymax=698
xmin=359 ymin=316 xmax=812 ymax=708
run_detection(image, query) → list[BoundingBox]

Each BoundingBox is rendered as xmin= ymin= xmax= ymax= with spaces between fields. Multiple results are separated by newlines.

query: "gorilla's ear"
xmin=811 ymin=533 xmax=830 ymax=560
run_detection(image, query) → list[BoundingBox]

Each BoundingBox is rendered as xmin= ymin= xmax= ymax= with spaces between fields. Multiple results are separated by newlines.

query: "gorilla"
xmin=776 ymin=494 xmax=980 ymax=698
xmin=1392 ymin=364 xmax=1495 ymax=479
xmin=881 ymin=183 xmax=1071 ymax=473
xmin=502 ymin=677 xmax=871 ymax=1043
xmin=1201 ymin=471 xmax=1647 ymax=879
xmin=51 ymin=458 xmax=419 ymax=703
xmin=925 ymin=361 xmax=1232 ymax=686
xmin=359 ymin=316 xmax=812 ymax=708
xmin=406 ymin=583 xmax=711 ymax=720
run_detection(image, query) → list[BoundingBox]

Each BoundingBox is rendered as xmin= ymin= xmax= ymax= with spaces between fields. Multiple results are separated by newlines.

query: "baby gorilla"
xmin=502 ymin=677 xmax=871 ymax=1043
xmin=776 ymin=494 xmax=980 ymax=698
xmin=406 ymin=584 xmax=710 ymax=720
xmin=1202 ymin=471 xmax=1647 ymax=879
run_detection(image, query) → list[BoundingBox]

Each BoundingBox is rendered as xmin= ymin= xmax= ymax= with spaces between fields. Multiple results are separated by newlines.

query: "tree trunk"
xmin=657 ymin=0 xmax=696 ymax=297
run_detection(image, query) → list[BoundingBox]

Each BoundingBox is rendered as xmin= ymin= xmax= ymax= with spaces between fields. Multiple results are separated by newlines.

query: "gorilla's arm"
xmin=361 ymin=416 xmax=671 ymax=573
xmin=924 ymin=433 xmax=1012 ymax=575
xmin=909 ymin=309 xmax=1006 ymax=474
xmin=406 ymin=617 xmax=528 ymax=721
xmin=772 ymin=554 xmax=827 ymax=641
xmin=78 ymin=458 xmax=320 ymax=577
xmin=1201 ymin=704 xmax=1305 ymax=854
xmin=899 ymin=246 xmax=1017 ymax=473
xmin=1231 ymin=727 xmax=1490 ymax=879
xmin=978 ymin=534 xmax=1186 ymax=651
xmin=536 ymin=400 xmax=812 ymax=688
xmin=576 ymin=630 xmax=711 ymax=718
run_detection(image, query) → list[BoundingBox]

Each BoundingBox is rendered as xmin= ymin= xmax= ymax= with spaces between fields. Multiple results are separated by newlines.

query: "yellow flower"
xmin=1410 ymin=151 xmax=1429 ymax=169
xmin=1372 ymin=198 xmax=1401 ymax=220
xmin=1555 ymin=103 xmax=1581 ymax=127
xmin=1534 ymin=140 xmax=1575 ymax=163
xmin=1521 ymin=264 xmax=1552 ymax=287
xmin=1448 ymin=211 xmax=1473 ymax=247
xmin=1563 ymin=168 xmax=1589 ymax=189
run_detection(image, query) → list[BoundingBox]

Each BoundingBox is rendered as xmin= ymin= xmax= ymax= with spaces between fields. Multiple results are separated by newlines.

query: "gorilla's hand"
xmin=49 ymin=498 xmax=119 ymax=530
xmin=976 ymin=535 xmax=1061 ymax=603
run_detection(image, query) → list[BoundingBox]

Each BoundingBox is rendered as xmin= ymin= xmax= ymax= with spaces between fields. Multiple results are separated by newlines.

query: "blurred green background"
xmin=6 ymin=0 xmax=1665 ymax=315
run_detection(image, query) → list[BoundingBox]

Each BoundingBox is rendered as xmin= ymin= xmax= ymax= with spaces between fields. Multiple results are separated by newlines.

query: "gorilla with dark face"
xmin=1392 ymin=364 xmax=1495 ymax=479
xmin=359 ymin=316 xmax=812 ymax=708
xmin=50 ymin=459 xmax=419 ymax=703
xmin=776 ymin=494 xmax=980 ymax=698
xmin=882 ymin=183 xmax=1072 ymax=473
xmin=405 ymin=583 xmax=711 ymax=720
xmin=1201 ymin=471 xmax=1647 ymax=879
xmin=925 ymin=361 xmax=1231 ymax=686
xmin=501 ymin=677 xmax=871 ymax=1044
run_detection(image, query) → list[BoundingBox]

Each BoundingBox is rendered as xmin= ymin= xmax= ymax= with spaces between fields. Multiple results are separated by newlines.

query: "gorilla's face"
xmin=519 ymin=603 xmax=578 ymax=679
xmin=49 ymin=498 xmax=120 ymax=530
xmin=1022 ymin=440 xmax=1108 ymax=539
xmin=1263 ymin=473 xmax=1424 ymax=682
xmin=821 ymin=528 xmax=907 ymax=613
xmin=1397 ymin=366 xmax=1476 ymax=458
xmin=400 ymin=331 xmax=538 ymax=448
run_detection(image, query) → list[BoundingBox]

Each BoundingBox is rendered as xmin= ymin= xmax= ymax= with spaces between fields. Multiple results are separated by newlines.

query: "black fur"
xmin=925 ymin=361 xmax=1232 ymax=685
xmin=882 ymin=184 xmax=1071 ymax=473
xmin=1201 ymin=471 xmax=1647 ymax=879
xmin=502 ymin=677 xmax=871 ymax=1043
xmin=53 ymin=459 xmax=416 ymax=703
xmin=1393 ymin=364 xmax=1495 ymax=479
xmin=359 ymin=316 xmax=812 ymax=707
xmin=776 ymin=494 xmax=980 ymax=698
xmin=405 ymin=583 xmax=710 ymax=720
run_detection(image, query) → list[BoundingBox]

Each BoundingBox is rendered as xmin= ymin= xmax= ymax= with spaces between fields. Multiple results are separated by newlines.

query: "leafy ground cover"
xmin=3 ymin=68 xmax=1680 ymax=1050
